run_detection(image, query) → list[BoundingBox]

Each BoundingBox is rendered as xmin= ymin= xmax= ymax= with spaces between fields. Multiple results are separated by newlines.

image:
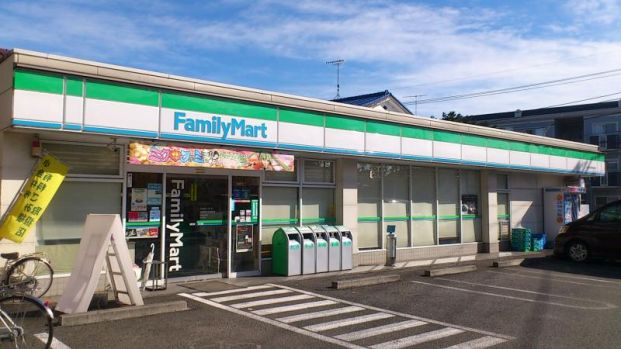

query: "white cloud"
xmin=566 ymin=0 xmax=621 ymax=25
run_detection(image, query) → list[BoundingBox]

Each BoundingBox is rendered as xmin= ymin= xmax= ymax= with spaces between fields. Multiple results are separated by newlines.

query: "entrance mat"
xmin=180 ymin=280 xmax=241 ymax=293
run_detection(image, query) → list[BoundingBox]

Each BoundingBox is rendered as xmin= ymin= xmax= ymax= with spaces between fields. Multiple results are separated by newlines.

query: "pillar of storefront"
xmin=336 ymin=158 xmax=358 ymax=253
xmin=480 ymin=170 xmax=500 ymax=253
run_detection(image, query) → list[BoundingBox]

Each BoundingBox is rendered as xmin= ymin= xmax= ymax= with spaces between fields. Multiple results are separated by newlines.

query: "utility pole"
xmin=326 ymin=59 xmax=344 ymax=99
xmin=405 ymin=94 xmax=425 ymax=115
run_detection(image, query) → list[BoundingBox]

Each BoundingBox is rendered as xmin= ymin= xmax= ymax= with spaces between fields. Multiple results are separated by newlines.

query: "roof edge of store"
xmin=6 ymin=48 xmax=599 ymax=153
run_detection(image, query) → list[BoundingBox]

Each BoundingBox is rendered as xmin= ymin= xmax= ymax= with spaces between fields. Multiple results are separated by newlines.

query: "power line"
xmin=543 ymin=92 xmax=621 ymax=108
xmin=405 ymin=68 xmax=621 ymax=105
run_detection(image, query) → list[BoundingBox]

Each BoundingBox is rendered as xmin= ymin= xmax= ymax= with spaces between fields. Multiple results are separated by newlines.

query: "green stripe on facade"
xmin=462 ymin=214 xmax=480 ymax=220
xmin=66 ymin=77 xmax=83 ymax=97
xmin=162 ymin=92 xmax=277 ymax=121
xmin=486 ymin=138 xmax=511 ymax=150
xmin=438 ymin=215 xmax=460 ymax=220
xmin=497 ymin=214 xmax=510 ymax=219
xmin=460 ymin=134 xmax=487 ymax=147
xmin=279 ymin=108 xmax=324 ymax=127
xmin=126 ymin=222 xmax=160 ymax=227
xmin=411 ymin=215 xmax=436 ymax=221
xmin=358 ymin=216 xmax=381 ymax=222
xmin=366 ymin=120 xmax=401 ymax=136
xmin=402 ymin=126 xmax=433 ymax=140
xmin=14 ymin=69 xmax=63 ymax=94
xmin=384 ymin=216 xmax=410 ymax=222
xmin=196 ymin=219 xmax=226 ymax=225
xmin=263 ymin=218 xmax=298 ymax=225
xmin=87 ymin=80 xmax=159 ymax=107
xmin=325 ymin=115 xmax=366 ymax=132
xmin=434 ymin=130 xmax=461 ymax=143
xmin=302 ymin=217 xmax=336 ymax=224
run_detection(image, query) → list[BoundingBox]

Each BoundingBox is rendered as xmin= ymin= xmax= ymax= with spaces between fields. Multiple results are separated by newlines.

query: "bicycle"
xmin=1 ymin=253 xmax=54 ymax=298
xmin=0 ymin=286 xmax=54 ymax=348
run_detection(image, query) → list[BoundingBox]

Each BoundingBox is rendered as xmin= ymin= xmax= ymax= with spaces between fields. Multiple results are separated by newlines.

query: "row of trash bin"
xmin=272 ymin=225 xmax=353 ymax=276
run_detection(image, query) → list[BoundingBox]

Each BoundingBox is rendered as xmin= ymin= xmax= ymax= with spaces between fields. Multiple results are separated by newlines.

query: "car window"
xmin=597 ymin=204 xmax=621 ymax=223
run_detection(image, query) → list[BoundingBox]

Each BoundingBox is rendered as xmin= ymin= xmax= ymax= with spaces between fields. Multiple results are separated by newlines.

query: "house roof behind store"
xmin=4 ymin=48 xmax=599 ymax=153
xmin=469 ymin=100 xmax=621 ymax=121
xmin=333 ymin=90 xmax=412 ymax=114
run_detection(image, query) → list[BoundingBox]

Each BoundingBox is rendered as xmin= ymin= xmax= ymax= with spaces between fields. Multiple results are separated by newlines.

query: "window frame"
xmin=41 ymin=140 xmax=124 ymax=179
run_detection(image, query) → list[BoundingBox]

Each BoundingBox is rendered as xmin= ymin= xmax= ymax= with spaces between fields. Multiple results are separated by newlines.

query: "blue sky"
xmin=2 ymin=0 xmax=621 ymax=117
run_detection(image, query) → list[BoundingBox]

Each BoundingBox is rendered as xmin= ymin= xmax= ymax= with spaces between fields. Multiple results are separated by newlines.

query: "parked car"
xmin=554 ymin=200 xmax=621 ymax=262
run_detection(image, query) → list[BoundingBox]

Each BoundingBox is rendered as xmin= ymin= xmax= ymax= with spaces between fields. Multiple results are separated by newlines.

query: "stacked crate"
xmin=530 ymin=233 xmax=547 ymax=252
xmin=510 ymin=228 xmax=532 ymax=252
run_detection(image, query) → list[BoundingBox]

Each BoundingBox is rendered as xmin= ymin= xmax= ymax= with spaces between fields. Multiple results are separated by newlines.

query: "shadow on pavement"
xmin=519 ymin=255 xmax=621 ymax=280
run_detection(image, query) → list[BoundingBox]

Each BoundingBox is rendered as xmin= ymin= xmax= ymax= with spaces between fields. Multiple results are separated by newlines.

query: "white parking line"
xmin=487 ymin=270 xmax=621 ymax=289
xmin=252 ymin=300 xmax=337 ymax=316
xmin=230 ymin=294 xmax=314 ymax=309
xmin=194 ymin=284 xmax=273 ymax=297
xmin=277 ymin=306 xmax=364 ymax=323
xmin=334 ymin=319 xmax=427 ymax=341
xmin=211 ymin=289 xmax=291 ymax=303
xmin=411 ymin=280 xmax=616 ymax=310
xmin=436 ymin=277 xmax=617 ymax=307
xmin=369 ymin=327 xmax=464 ymax=349
xmin=304 ymin=313 xmax=394 ymax=332
xmin=502 ymin=268 xmax=621 ymax=285
xmin=443 ymin=336 xmax=507 ymax=349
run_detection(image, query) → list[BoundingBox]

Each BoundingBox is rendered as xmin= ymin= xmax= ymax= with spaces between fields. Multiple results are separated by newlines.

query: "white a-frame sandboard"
xmin=57 ymin=214 xmax=144 ymax=314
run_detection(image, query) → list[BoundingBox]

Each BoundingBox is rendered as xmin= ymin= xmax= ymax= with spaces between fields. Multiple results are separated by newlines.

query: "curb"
xmin=332 ymin=274 xmax=400 ymax=289
xmin=492 ymin=258 xmax=525 ymax=268
xmin=59 ymin=300 xmax=189 ymax=326
xmin=424 ymin=265 xmax=477 ymax=277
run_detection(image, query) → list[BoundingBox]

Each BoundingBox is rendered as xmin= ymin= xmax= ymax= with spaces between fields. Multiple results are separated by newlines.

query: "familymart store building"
xmin=0 ymin=50 xmax=604 ymax=295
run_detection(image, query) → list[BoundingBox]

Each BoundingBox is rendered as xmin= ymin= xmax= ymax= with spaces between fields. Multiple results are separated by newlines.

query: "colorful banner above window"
xmin=128 ymin=142 xmax=294 ymax=172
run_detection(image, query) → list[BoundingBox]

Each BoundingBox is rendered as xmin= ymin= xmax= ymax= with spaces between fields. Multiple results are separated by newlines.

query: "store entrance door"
xmin=230 ymin=176 xmax=261 ymax=276
xmin=166 ymin=175 xmax=229 ymax=278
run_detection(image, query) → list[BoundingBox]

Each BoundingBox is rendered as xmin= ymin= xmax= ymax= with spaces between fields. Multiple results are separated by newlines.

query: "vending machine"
xmin=543 ymin=186 xmax=585 ymax=247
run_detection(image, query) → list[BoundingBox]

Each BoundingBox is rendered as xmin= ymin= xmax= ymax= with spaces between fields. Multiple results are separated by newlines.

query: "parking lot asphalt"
xmin=283 ymin=256 xmax=621 ymax=348
xmin=51 ymin=256 xmax=621 ymax=349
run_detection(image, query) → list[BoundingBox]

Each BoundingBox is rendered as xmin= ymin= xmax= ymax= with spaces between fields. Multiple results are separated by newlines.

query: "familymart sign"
xmin=173 ymin=111 xmax=268 ymax=139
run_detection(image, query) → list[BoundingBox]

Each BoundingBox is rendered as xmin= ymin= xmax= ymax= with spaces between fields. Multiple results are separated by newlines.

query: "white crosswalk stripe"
xmin=179 ymin=283 xmax=511 ymax=349
xmin=277 ymin=305 xmax=364 ymax=323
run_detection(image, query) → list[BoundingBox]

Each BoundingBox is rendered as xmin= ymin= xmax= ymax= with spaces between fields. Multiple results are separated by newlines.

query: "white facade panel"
xmin=325 ymin=128 xmax=364 ymax=152
xmin=549 ymin=155 xmax=567 ymax=170
xmin=433 ymin=141 xmax=461 ymax=160
xmin=566 ymin=157 xmax=581 ymax=172
xmin=487 ymin=148 xmax=510 ymax=165
xmin=160 ymin=108 xmax=278 ymax=144
xmin=279 ymin=122 xmax=323 ymax=147
xmin=85 ymin=98 xmax=158 ymax=131
xmin=509 ymin=150 xmax=531 ymax=167
xmin=402 ymin=137 xmax=432 ymax=158
xmin=366 ymin=133 xmax=400 ymax=155
xmin=530 ymin=153 xmax=549 ymax=169
xmin=461 ymin=144 xmax=487 ymax=163
xmin=65 ymin=95 xmax=83 ymax=125
xmin=13 ymin=90 xmax=63 ymax=123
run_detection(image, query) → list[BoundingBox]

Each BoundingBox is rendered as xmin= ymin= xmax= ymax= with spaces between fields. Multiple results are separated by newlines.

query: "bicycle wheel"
xmin=5 ymin=257 xmax=54 ymax=298
xmin=0 ymin=294 xmax=53 ymax=348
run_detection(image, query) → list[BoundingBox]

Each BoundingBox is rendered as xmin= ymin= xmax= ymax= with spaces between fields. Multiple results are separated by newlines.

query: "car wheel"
xmin=567 ymin=241 xmax=589 ymax=262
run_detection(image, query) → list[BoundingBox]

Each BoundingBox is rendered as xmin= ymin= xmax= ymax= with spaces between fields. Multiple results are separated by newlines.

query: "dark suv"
xmin=554 ymin=200 xmax=621 ymax=262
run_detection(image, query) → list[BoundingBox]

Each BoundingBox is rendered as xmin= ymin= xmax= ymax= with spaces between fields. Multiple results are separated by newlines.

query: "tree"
xmin=441 ymin=111 xmax=492 ymax=127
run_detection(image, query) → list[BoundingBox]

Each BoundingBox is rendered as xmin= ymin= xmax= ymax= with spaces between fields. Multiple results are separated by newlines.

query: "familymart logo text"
xmin=174 ymin=111 xmax=268 ymax=139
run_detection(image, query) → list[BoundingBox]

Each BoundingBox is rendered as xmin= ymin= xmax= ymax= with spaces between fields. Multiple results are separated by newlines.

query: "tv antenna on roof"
xmin=326 ymin=59 xmax=345 ymax=99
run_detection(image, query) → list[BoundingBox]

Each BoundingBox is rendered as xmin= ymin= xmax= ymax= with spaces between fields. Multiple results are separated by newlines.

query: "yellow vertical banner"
xmin=0 ymin=155 xmax=68 ymax=243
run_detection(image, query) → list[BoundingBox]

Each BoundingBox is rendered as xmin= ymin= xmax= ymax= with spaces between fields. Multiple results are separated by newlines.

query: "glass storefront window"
xmin=262 ymin=186 xmax=299 ymax=257
xmin=304 ymin=160 xmax=334 ymax=184
xmin=460 ymin=170 xmax=481 ymax=242
xmin=357 ymin=163 xmax=381 ymax=249
xmin=302 ymin=188 xmax=335 ymax=225
xmin=412 ymin=167 xmax=436 ymax=246
xmin=383 ymin=165 xmax=409 ymax=247
xmin=438 ymin=169 xmax=460 ymax=244
xmin=498 ymin=192 xmax=510 ymax=240
xmin=37 ymin=181 xmax=122 ymax=273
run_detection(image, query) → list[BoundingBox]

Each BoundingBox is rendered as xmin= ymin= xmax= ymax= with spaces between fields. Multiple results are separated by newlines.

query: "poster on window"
xmin=131 ymin=188 xmax=147 ymax=211
xmin=461 ymin=195 xmax=478 ymax=215
xmin=235 ymin=224 xmax=253 ymax=252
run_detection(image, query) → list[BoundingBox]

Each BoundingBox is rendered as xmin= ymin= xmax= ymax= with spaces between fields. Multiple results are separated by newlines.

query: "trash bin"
xmin=308 ymin=225 xmax=329 ymax=273
xmin=386 ymin=225 xmax=397 ymax=267
xmin=272 ymin=227 xmax=302 ymax=276
xmin=322 ymin=225 xmax=341 ymax=272
xmin=295 ymin=226 xmax=316 ymax=275
xmin=335 ymin=226 xmax=353 ymax=270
